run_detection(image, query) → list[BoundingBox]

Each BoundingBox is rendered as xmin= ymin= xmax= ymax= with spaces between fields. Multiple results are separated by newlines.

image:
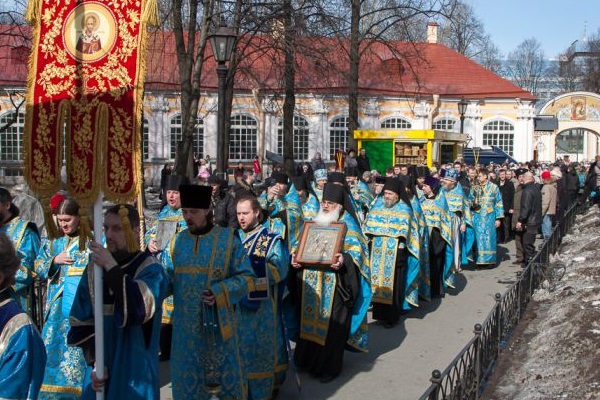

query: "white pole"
xmin=93 ymin=193 xmax=105 ymax=400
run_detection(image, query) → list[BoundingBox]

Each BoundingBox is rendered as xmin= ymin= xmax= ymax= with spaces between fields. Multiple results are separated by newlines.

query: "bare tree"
xmin=505 ymin=38 xmax=546 ymax=95
xmin=439 ymin=1 xmax=485 ymax=58
xmin=582 ymin=32 xmax=600 ymax=93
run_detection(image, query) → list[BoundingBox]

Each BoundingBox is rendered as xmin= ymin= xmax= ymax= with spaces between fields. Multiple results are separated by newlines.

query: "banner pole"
xmin=93 ymin=193 xmax=105 ymax=400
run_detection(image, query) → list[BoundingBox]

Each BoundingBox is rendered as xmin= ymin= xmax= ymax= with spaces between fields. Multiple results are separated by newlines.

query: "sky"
xmin=468 ymin=0 xmax=600 ymax=59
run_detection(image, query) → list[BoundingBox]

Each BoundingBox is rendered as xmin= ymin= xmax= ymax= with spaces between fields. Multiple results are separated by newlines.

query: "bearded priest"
xmin=291 ymin=184 xmax=371 ymax=384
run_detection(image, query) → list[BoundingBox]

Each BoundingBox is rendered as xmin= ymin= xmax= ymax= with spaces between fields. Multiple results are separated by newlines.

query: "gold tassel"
xmin=42 ymin=199 xmax=60 ymax=240
xmin=78 ymin=208 xmax=93 ymax=250
xmin=142 ymin=0 xmax=160 ymax=26
xmin=119 ymin=205 xmax=139 ymax=253
xmin=25 ymin=0 xmax=40 ymax=24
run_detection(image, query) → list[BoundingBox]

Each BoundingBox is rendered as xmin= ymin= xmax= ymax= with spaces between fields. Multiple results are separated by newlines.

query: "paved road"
xmin=160 ymin=241 xmax=523 ymax=400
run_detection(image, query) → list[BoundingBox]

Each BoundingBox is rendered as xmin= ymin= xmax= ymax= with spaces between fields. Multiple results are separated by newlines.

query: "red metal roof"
xmin=0 ymin=25 xmax=535 ymax=100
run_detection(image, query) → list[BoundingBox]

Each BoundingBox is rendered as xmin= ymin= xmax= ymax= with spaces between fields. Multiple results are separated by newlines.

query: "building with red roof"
xmin=0 ymin=22 xmax=537 ymax=183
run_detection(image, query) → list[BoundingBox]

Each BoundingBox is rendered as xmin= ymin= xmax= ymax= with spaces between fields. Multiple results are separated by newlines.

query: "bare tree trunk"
xmin=347 ymin=0 xmax=360 ymax=152
xmin=282 ymin=0 xmax=296 ymax=177
xmin=172 ymin=0 xmax=213 ymax=179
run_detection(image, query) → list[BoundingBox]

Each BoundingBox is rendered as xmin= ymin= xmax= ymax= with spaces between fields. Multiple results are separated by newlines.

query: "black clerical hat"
xmin=270 ymin=171 xmax=289 ymax=184
xmin=165 ymin=175 xmax=190 ymax=191
xmin=322 ymin=183 xmax=345 ymax=205
xmin=328 ymin=172 xmax=346 ymax=184
xmin=383 ymin=177 xmax=404 ymax=196
xmin=291 ymin=176 xmax=309 ymax=192
xmin=344 ymin=167 xmax=359 ymax=177
xmin=179 ymin=185 xmax=212 ymax=209
xmin=375 ymin=176 xmax=386 ymax=184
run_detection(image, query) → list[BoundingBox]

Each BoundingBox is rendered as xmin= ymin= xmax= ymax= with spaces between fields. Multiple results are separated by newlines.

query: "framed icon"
xmin=296 ymin=221 xmax=346 ymax=267
xmin=155 ymin=220 xmax=178 ymax=250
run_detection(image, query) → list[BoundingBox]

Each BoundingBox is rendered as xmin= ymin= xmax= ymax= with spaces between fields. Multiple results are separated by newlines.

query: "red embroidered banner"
xmin=24 ymin=0 xmax=157 ymax=210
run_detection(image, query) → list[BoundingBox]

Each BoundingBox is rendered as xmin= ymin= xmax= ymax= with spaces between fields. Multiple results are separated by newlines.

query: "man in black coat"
xmin=497 ymin=169 xmax=515 ymax=243
xmin=356 ymin=148 xmax=371 ymax=177
xmin=208 ymin=175 xmax=238 ymax=228
xmin=516 ymin=172 xmax=542 ymax=265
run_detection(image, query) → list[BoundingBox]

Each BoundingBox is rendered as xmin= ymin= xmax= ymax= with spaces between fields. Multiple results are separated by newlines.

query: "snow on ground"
xmin=483 ymin=205 xmax=600 ymax=400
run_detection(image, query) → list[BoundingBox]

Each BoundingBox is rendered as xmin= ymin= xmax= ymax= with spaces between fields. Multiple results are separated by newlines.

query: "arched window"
xmin=381 ymin=117 xmax=412 ymax=129
xmin=482 ymin=120 xmax=514 ymax=156
xmin=277 ymin=115 xmax=310 ymax=161
xmin=230 ymin=115 xmax=257 ymax=161
xmin=329 ymin=116 xmax=349 ymax=159
xmin=433 ymin=118 xmax=458 ymax=132
xmin=170 ymin=114 xmax=204 ymax=160
xmin=0 ymin=112 xmax=24 ymax=162
xmin=142 ymin=118 xmax=150 ymax=161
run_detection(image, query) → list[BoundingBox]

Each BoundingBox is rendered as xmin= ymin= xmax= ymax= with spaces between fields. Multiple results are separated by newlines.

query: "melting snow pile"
xmin=484 ymin=206 xmax=600 ymax=400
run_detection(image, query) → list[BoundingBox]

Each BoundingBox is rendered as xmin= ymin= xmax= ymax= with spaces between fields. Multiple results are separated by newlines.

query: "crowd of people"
xmin=0 ymin=151 xmax=599 ymax=400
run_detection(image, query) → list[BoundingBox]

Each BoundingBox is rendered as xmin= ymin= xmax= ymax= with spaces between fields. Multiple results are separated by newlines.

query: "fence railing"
xmin=419 ymin=203 xmax=580 ymax=400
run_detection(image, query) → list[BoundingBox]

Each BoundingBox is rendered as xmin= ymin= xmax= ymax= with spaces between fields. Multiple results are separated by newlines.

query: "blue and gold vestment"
xmin=144 ymin=205 xmax=186 ymax=325
xmin=363 ymin=197 xmax=421 ymax=310
xmin=35 ymin=235 xmax=91 ymax=399
xmin=164 ymin=226 xmax=256 ymax=400
xmin=1 ymin=216 xmax=41 ymax=311
xmin=238 ymin=225 xmax=289 ymax=400
xmin=0 ymin=291 xmax=46 ymax=400
xmin=68 ymin=252 xmax=168 ymax=400
xmin=468 ymin=181 xmax=504 ymax=265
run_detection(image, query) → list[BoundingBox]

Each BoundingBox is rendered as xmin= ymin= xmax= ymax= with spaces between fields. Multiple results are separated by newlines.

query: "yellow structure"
xmin=355 ymin=129 xmax=469 ymax=170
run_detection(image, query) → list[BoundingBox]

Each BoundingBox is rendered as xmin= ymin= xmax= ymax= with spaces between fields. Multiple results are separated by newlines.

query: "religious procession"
xmin=2 ymin=147 xmax=599 ymax=400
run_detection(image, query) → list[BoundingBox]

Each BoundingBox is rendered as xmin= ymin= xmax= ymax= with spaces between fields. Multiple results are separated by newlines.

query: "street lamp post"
xmin=209 ymin=22 xmax=236 ymax=180
xmin=457 ymin=98 xmax=469 ymax=160
xmin=457 ymin=98 xmax=468 ymax=136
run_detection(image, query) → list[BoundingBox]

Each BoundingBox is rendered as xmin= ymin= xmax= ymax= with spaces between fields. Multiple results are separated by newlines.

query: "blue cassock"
xmin=468 ymin=181 xmax=504 ymax=265
xmin=1 ymin=216 xmax=41 ymax=311
xmin=237 ymin=226 xmax=289 ymax=400
xmin=362 ymin=197 xmax=421 ymax=311
xmin=144 ymin=205 xmax=186 ymax=325
xmin=420 ymin=192 xmax=456 ymax=289
xmin=259 ymin=185 xmax=304 ymax=253
xmin=67 ymin=252 xmax=168 ymax=400
xmin=410 ymin=195 xmax=431 ymax=301
xmin=350 ymin=181 xmax=374 ymax=217
xmin=0 ymin=290 xmax=46 ymax=400
xmin=299 ymin=211 xmax=371 ymax=352
xmin=163 ymin=226 xmax=256 ymax=400
xmin=35 ymin=235 xmax=91 ymax=398
xmin=302 ymin=193 xmax=320 ymax=221
xmin=442 ymin=182 xmax=473 ymax=273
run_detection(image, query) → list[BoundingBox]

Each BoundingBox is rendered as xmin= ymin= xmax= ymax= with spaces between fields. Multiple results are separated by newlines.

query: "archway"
xmin=555 ymin=128 xmax=600 ymax=162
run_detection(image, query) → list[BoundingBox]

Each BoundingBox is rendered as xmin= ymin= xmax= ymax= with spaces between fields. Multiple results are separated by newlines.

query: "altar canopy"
xmin=23 ymin=0 xmax=158 ymax=239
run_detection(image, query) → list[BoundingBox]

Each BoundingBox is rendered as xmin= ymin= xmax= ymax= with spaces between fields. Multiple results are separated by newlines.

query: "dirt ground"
xmin=482 ymin=206 xmax=600 ymax=400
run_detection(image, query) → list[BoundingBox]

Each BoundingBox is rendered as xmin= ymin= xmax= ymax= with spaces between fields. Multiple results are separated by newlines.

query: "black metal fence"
xmin=419 ymin=203 xmax=580 ymax=400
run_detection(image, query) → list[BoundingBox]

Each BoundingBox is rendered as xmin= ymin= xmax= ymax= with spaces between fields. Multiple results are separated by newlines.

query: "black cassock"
xmin=429 ymin=227 xmax=446 ymax=298
xmin=293 ymin=255 xmax=360 ymax=379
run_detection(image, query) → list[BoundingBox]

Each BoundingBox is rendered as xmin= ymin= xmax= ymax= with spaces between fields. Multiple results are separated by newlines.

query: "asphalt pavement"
xmin=160 ymin=241 xmax=522 ymax=400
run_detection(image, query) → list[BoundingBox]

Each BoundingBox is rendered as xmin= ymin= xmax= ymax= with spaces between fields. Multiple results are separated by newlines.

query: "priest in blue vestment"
xmin=236 ymin=194 xmax=290 ymax=400
xmin=68 ymin=205 xmax=169 ymax=400
xmin=145 ymin=174 xmax=188 ymax=361
xmin=0 ymin=187 xmax=41 ymax=312
xmin=164 ymin=184 xmax=256 ymax=400
xmin=440 ymin=168 xmax=472 ymax=279
xmin=363 ymin=177 xmax=421 ymax=328
xmin=468 ymin=168 xmax=504 ymax=267
xmin=35 ymin=199 xmax=90 ymax=399
xmin=259 ymin=171 xmax=304 ymax=253
xmin=420 ymin=177 xmax=454 ymax=296
xmin=0 ymin=232 xmax=46 ymax=400
xmin=292 ymin=184 xmax=371 ymax=383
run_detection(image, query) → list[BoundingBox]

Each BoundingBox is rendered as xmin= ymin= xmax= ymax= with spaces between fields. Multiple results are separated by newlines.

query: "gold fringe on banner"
xmin=78 ymin=207 xmax=93 ymax=250
xmin=142 ymin=0 xmax=160 ymax=27
xmin=41 ymin=198 xmax=60 ymax=240
xmin=25 ymin=0 xmax=40 ymax=24
xmin=119 ymin=205 xmax=139 ymax=253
